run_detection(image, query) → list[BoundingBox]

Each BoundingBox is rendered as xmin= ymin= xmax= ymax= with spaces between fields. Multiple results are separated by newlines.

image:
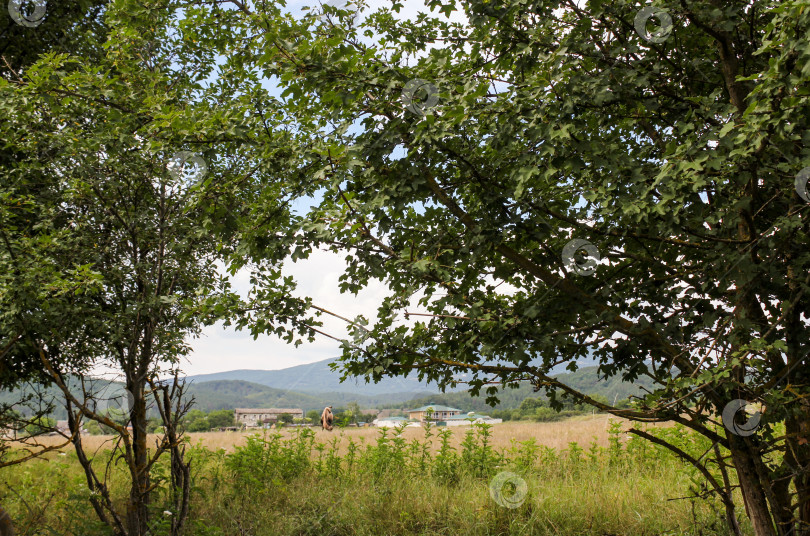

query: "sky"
xmin=182 ymin=0 xmax=467 ymax=375
xmin=181 ymin=249 xmax=391 ymax=375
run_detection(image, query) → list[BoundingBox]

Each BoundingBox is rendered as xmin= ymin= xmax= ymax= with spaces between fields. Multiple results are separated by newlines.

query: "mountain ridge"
xmin=182 ymin=357 xmax=445 ymax=395
xmin=186 ymin=379 xmax=433 ymax=412
xmin=181 ymin=356 xmax=601 ymax=396
xmin=1 ymin=357 xmax=640 ymax=419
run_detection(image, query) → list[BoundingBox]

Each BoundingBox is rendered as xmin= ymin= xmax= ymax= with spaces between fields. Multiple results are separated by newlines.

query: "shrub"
xmin=225 ymin=428 xmax=314 ymax=491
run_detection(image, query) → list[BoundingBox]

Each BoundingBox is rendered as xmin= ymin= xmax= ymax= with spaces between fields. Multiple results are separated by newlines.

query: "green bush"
xmin=225 ymin=428 xmax=314 ymax=491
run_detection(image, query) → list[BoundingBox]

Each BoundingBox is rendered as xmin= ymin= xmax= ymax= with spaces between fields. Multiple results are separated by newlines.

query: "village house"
xmin=407 ymin=404 xmax=462 ymax=422
xmin=234 ymin=408 xmax=304 ymax=427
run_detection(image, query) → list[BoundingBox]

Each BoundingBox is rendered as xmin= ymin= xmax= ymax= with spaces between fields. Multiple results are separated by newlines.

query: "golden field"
xmin=4 ymin=415 xmax=743 ymax=536
xmin=32 ymin=414 xmax=664 ymax=456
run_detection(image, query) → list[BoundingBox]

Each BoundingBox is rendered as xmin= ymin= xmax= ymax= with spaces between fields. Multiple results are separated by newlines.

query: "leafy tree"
xmin=359 ymin=411 xmax=377 ymax=423
xmin=146 ymin=420 xmax=163 ymax=434
xmin=306 ymin=409 xmax=321 ymax=424
xmin=0 ymin=0 xmax=109 ymax=391
xmin=184 ymin=410 xmax=211 ymax=433
xmin=23 ymin=415 xmax=54 ymax=436
xmin=519 ymin=398 xmax=545 ymax=412
xmin=346 ymin=401 xmax=361 ymax=424
xmin=277 ymin=413 xmax=294 ymax=424
xmin=207 ymin=409 xmax=235 ymax=429
xmin=0 ymin=0 xmax=108 ymax=76
xmin=195 ymin=1 xmax=810 ymax=535
xmin=0 ymin=0 xmax=306 ymax=532
xmin=330 ymin=407 xmax=351 ymax=427
xmin=0 ymin=0 xmax=110 ymax=469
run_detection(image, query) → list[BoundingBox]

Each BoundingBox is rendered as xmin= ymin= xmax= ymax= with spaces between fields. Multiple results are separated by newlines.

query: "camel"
xmin=0 ymin=506 xmax=15 ymax=536
xmin=320 ymin=406 xmax=334 ymax=431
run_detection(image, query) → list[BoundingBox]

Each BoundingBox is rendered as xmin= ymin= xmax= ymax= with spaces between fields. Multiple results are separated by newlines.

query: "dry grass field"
xmin=33 ymin=414 xmax=661 ymax=456
xmin=4 ymin=415 xmax=742 ymax=536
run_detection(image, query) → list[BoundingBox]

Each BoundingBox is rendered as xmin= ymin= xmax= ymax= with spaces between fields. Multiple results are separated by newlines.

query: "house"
xmin=407 ymin=404 xmax=462 ymax=422
xmin=444 ymin=412 xmax=503 ymax=427
xmin=234 ymin=408 xmax=304 ymax=427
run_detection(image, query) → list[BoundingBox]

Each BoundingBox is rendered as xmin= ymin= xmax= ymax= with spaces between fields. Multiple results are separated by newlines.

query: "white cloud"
xmin=184 ymin=248 xmax=391 ymax=374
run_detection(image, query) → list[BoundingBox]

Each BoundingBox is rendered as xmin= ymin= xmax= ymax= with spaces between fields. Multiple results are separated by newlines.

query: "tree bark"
xmin=0 ymin=506 xmax=15 ymax=536
xmin=728 ymin=434 xmax=778 ymax=536
xmin=786 ymin=401 xmax=810 ymax=535
xmin=127 ymin=385 xmax=151 ymax=536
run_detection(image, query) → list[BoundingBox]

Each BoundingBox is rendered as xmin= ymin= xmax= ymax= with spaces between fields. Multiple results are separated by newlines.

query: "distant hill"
xmin=185 ymin=380 xmax=431 ymax=412
xmin=182 ymin=358 xmax=442 ymax=395
xmin=0 ymin=376 xmax=432 ymax=418
xmin=0 ymin=377 xmax=135 ymax=420
xmin=186 ymin=362 xmax=652 ymax=415
xmin=559 ymin=364 xmax=652 ymax=403
xmin=2 ymin=358 xmax=637 ymax=419
xmin=384 ymin=365 xmax=654 ymax=413
xmin=182 ymin=356 xmax=599 ymax=396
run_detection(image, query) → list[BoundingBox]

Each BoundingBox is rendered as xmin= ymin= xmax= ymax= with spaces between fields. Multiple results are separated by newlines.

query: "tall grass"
xmin=1 ymin=418 xmax=749 ymax=535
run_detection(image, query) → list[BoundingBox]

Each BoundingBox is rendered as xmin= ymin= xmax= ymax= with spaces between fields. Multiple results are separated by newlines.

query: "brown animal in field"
xmin=0 ymin=506 xmax=15 ymax=536
xmin=320 ymin=406 xmax=334 ymax=431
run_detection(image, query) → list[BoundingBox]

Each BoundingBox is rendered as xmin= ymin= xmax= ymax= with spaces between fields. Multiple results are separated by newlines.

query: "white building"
xmin=234 ymin=408 xmax=304 ymax=427
xmin=444 ymin=412 xmax=503 ymax=427
xmin=374 ymin=416 xmax=422 ymax=428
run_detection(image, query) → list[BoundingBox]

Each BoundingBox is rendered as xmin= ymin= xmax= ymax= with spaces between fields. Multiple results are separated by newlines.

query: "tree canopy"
xmin=1 ymin=0 xmax=809 ymax=534
xmin=183 ymin=1 xmax=810 ymax=534
xmin=0 ymin=1 xmax=305 ymax=532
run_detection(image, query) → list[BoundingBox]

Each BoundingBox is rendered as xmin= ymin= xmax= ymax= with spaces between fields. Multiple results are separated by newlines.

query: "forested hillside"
xmin=388 ymin=365 xmax=653 ymax=413
xmin=182 ymin=358 xmax=447 ymax=395
xmin=0 ymin=364 xmax=649 ymax=418
xmin=186 ymin=380 xmax=431 ymax=412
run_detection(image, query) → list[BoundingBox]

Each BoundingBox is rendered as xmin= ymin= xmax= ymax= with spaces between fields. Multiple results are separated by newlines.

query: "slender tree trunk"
xmin=127 ymin=386 xmax=151 ymax=536
xmin=714 ymin=443 xmax=744 ymax=536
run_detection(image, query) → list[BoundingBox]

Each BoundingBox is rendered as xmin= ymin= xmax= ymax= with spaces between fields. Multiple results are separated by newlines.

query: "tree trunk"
xmin=787 ymin=401 xmax=810 ymax=536
xmin=728 ymin=434 xmax=778 ymax=536
xmin=127 ymin=386 xmax=151 ymax=536
xmin=0 ymin=506 xmax=15 ymax=536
